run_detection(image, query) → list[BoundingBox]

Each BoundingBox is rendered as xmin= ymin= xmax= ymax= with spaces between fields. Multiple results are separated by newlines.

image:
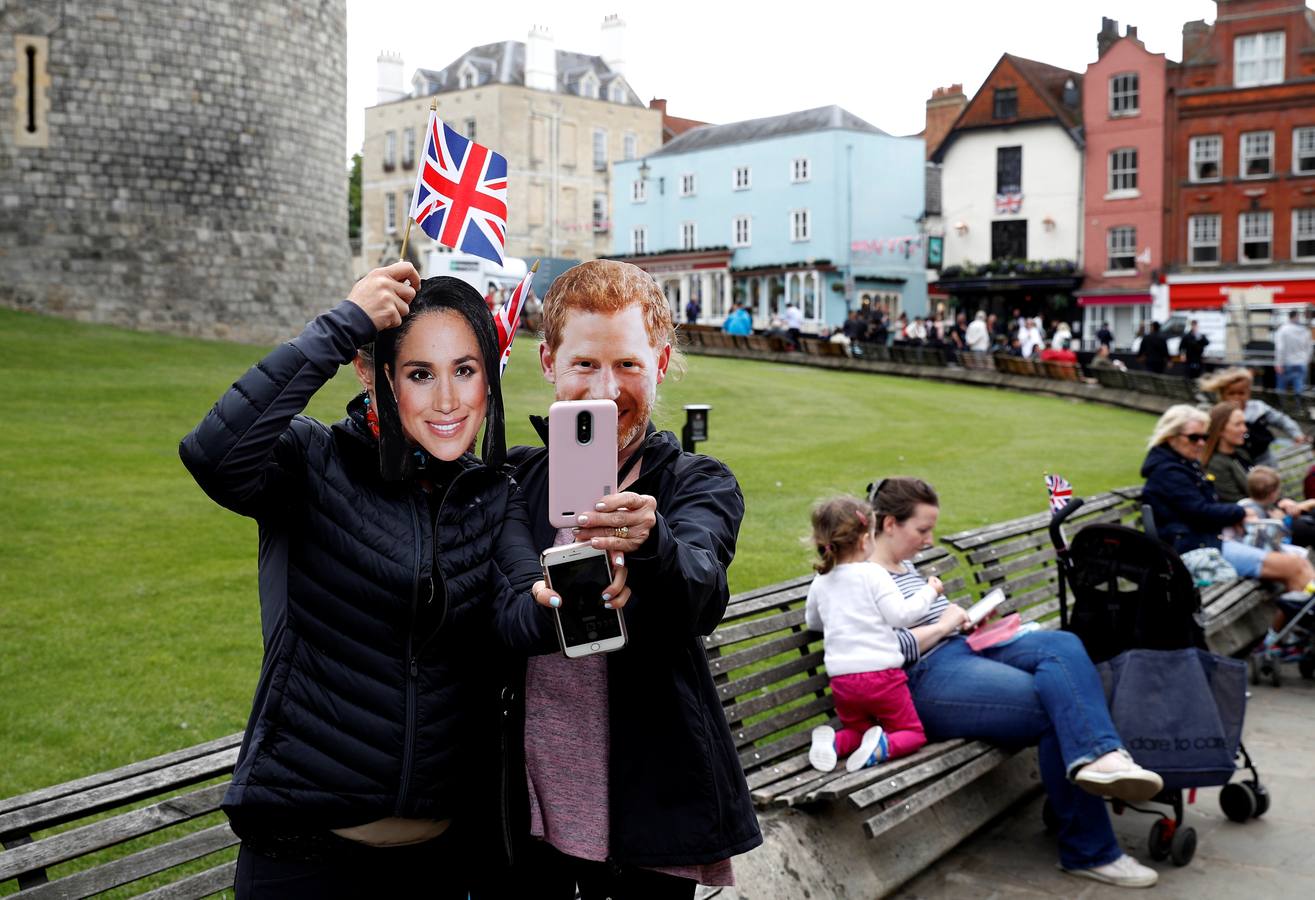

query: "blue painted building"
xmin=610 ymin=105 xmax=927 ymax=330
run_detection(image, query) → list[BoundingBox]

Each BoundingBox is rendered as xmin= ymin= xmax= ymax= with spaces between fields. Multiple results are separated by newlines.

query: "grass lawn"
xmin=0 ymin=307 xmax=1158 ymax=797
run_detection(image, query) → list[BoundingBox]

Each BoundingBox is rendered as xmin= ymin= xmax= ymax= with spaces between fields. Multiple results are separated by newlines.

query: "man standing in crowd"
xmin=1139 ymin=320 xmax=1170 ymax=374
xmin=783 ymin=302 xmax=804 ymax=349
xmin=498 ymin=259 xmax=761 ymax=898
xmin=1275 ymin=309 xmax=1312 ymax=404
xmin=1097 ymin=321 xmax=1114 ymax=351
xmin=1180 ymin=319 xmax=1209 ymax=380
xmin=685 ymin=296 xmax=701 ymax=325
xmin=965 ymin=310 xmax=990 ymax=352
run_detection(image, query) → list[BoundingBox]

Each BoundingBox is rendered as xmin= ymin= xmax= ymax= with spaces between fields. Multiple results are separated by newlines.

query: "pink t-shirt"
xmin=523 ymin=529 xmax=734 ymax=887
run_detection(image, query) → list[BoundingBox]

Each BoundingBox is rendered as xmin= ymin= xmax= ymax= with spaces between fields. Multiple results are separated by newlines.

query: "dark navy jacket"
xmin=1140 ymin=443 xmax=1246 ymax=554
xmin=179 ymin=302 xmax=546 ymax=832
xmin=495 ymin=421 xmax=763 ymax=869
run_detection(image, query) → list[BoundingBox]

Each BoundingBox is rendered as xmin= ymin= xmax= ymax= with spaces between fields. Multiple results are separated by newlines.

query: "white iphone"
xmin=542 ymin=542 xmax=628 ymax=658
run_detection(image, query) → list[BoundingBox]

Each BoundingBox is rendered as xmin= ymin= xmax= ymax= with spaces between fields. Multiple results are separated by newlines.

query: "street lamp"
xmin=637 ymin=157 xmax=663 ymax=195
xmin=682 ymin=404 xmax=711 ymax=453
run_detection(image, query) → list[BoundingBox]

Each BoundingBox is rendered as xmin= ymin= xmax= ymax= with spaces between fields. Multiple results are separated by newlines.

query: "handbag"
xmin=1097 ymin=648 xmax=1246 ymax=790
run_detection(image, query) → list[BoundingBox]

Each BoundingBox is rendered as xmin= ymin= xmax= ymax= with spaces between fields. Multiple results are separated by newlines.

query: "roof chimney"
xmin=648 ymin=97 xmax=668 ymax=114
xmin=1183 ymin=20 xmax=1210 ymax=61
xmin=601 ymin=13 xmax=625 ymax=76
xmin=924 ymin=84 xmax=966 ymax=161
xmin=1097 ymin=16 xmax=1120 ymax=59
xmin=376 ymin=50 xmax=406 ymax=104
xmin=526 ymin=25 xmax=557 ymax=92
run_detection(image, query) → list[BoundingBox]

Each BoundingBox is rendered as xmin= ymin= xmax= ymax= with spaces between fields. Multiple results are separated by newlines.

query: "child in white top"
xmin=805 ymin=495 xmax=939 ymax=773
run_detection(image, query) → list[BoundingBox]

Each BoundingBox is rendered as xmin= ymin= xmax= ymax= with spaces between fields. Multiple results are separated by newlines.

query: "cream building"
xmin=362 ymin=18 xmax=663 ymax=279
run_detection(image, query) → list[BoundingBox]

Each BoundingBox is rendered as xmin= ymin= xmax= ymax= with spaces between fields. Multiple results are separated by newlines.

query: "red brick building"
xmin=1165 ymin=0 xmax=1315 ymax=334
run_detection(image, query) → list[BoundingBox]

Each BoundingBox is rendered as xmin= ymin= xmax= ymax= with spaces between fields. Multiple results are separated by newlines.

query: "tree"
xmin=347 ymin=153 xmax=362 ymax=239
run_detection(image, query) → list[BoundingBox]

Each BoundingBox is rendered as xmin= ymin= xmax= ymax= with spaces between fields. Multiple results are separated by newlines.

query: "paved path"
xmin=896 ymin=675 xmax=1314 ymax=898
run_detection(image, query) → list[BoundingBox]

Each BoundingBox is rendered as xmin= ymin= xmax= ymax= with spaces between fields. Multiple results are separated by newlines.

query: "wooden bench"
xmin=958 ymin=350 xmax=996 ymax=371
xmin=1042 ymin=361 xmax=1081 ymax=382
xmin=851 ymin=341 xmax=891 ymax=362
xmin=799 ymin=337 xmax=847 ymax=358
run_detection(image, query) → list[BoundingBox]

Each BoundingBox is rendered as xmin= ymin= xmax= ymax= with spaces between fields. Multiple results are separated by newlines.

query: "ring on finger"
xmin=613 ymin=525 xmax=629 ymax=539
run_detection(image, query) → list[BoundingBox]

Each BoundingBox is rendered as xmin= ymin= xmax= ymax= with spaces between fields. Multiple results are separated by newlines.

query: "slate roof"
xmin=409 ymin=41 xmax=639 ymax=104
xmin=648 ymin=105 xmax=886 ymax=157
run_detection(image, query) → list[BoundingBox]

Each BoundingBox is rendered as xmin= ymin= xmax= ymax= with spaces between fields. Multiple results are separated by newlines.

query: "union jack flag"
xmin=995 ymin=192 xmax=1023 ymax=215
xmin=494 ymin=267 xmax=536 ymax=375
xmin=1046 ymin=473 xmax=1073 ymax=512
xmin=409 ymin=110 xmax=508 ymax=266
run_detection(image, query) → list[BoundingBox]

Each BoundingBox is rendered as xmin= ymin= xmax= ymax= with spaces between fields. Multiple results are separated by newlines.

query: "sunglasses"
xmin=1180 ymin=433 xmax=1208 ymax=444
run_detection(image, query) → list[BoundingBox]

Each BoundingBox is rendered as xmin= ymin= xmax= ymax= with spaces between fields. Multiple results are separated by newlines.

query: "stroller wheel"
xmin=1170 ymin=826 xmax=1197 ymax=866
xmin=1148 ymin=819 xmax=1173 ymax=861
xmin=1220 ymin=782 xmax=1257 ymax=822
xmin=1250 ymin=781 xmax=1271 ymax=818
xmin=1041 ymin=799 xmax=1059 ymax=833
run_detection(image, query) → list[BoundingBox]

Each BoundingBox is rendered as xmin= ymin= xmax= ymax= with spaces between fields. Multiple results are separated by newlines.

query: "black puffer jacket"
xmin=179 ymin=302 xmax=545 ymax=831
xmin=495 ymin=421 xmax=763 ymax=868
xmin=1141 ymin=443 xmax=1246 ymax=555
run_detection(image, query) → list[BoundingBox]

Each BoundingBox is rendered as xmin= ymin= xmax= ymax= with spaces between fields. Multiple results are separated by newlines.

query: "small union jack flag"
xmin=1046 ymin=474 xmax=1073 ymax=512
xmin=494 ymin=267 xmax=536 ymax=375
xmin=995 ymin=192 xmax=1023 ymax=215
xmin=409 ymin=110 xmax=508 ymax=266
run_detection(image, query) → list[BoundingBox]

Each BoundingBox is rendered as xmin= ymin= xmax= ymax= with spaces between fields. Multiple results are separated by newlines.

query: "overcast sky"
xmin=344 ymin=0 xmax=1219 ymax=163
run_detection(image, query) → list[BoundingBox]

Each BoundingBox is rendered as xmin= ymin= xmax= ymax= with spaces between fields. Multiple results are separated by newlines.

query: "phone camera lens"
xmin=576 ymin=411 xmax=592 ymax=444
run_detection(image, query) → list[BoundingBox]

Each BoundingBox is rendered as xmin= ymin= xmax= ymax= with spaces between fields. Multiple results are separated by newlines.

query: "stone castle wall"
xmin=0 ymin=0 xmax=349 ymax=343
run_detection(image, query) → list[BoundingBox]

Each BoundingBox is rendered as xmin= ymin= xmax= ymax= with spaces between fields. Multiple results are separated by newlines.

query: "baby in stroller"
xmin=1240 ymin=467 xmax=1315 ymax=666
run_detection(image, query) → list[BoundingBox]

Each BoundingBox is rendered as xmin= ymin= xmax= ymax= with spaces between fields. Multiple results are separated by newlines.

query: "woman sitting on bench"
xmin=868 ymin=477 xmax=1164 ymax=890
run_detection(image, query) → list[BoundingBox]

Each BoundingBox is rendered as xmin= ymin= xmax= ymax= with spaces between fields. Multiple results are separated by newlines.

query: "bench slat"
xmin=720 ymin=584 xmax=811 ymax=622
xmin=724 ymin=672 xmax=829 ymax=725
xmin=134 ymin=859 xmax=237 ymax=900
xmin=942 ymin=495 xmax=1124 ymax=551
xmin=717 ymin=651 xmax=825 ymax=703
xmin=20 ymin=823 xmax=237 ymax=900
xmin=730 ymin=695 xmax=834 ymax=749
xmin=0 ymin=748 xmax=238 ymax=839
xmin=704 ymin=608 xmax=806 ymax=650
xmin=861 ymin=748 xmax=1011 ymax=839
xmin=707 ymin=630 xmax=816 ymax=678
xmin=0 ymin=784 xmax=228 ymax=883
xmin=848 ymin=742 xmax=993 ymax=810
xmin=744 ymin=751 xmax=815 ymax=791
xmin=0 ymin=734 xmax=242 ymax=822
xmin=805 ymin=739 xmax=972 ymax=804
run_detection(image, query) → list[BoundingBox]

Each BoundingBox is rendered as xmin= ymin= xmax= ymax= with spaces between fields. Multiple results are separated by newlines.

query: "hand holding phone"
xmin=547 ymin=400 xmax=618 ymax=529
xmin=541 ymin=542 xmax=629 ymax=658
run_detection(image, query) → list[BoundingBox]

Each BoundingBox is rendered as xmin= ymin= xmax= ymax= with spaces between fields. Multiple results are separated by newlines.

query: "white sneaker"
xmin=1074 ymin=750 xmax=1163 ymax=803
xmin=845 ymin=725 xmax=889 ymax=772
xmin=809 ymin=725 xmax=837 ymax=772
xmin=1063 ymin=854 xmax=1158 ymax=888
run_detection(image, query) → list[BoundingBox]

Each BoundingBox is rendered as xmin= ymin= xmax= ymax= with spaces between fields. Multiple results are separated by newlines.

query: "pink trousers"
xmin=829 ymin=669 xmax=927 ymax=760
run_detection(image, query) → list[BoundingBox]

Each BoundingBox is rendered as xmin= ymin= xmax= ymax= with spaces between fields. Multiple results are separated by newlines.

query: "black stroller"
xmin=1047 ymin=499 xmax=1267 ymax=867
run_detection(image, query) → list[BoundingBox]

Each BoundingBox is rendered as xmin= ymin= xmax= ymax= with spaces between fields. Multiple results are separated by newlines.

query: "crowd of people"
xmin=181 ymin=258 xmax=1315 ymax=896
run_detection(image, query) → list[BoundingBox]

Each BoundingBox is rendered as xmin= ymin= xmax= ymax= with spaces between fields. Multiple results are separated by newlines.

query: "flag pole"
xmin=399 ymin=98 xmax=438 ymax=263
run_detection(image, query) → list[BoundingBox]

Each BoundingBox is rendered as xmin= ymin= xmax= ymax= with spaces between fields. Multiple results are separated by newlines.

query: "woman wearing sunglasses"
xmin=1142 ymin=404 xmax=1313 ymax=590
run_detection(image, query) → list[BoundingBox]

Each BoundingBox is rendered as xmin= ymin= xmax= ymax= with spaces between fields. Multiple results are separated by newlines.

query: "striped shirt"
xmin=888 ymin=561 xmax=949 ymax=667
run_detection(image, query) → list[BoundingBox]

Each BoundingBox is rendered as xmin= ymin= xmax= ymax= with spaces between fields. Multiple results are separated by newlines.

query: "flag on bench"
xmin=409 ymin=110 xmax=508 ymax=266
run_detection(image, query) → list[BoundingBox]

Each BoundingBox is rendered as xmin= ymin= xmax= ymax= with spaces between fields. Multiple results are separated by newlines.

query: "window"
xmin=13 ymin=35 xmax=50 ymax=149
xmin=1234 ymin=31 xmax=1285 ymax=87
xmin=1294 ymin=127 xmax=1315 ymax=174
xmin=623 ymin=132 xmax=637 ymax=161
xmin=383 ymin=131 xmax=396 ymax=170
xmin=991 ymin=220 xmax=1027 ymax=260
xmin=458 ymin=63 xmax=478 ymax=89
xmin=464 ymin=118 xmax=476 ymax=142
xmin=631 ymin=226 xmax=647 ymax=254
xmin=1294 ymin=210 xmax=1315 ymax=259
xmin=680 ymin=173 xmax=696 ymax=196
xmin=792 ymin=157 xmax=810 ymax=182
xmin=996 ymin=146 xmax=1022 ymax=194
xmin=733 ymin=166 xmax=751 ymax=190
xmin=681 ymin=221 xmax=697 ymax=250
xmin=631 ymin=179 xmax=646 ymax=203
xmin=401 ymin=127 xmax=415 ymax=168
xmin=1241 ymin=131 xmax=1273 ymax=178
xmin=579 ymin=72 xmax=599 ymax=99
xmin=593 ymin=129 xmax=608 ymax=170
xmin=1106 ymin=226 xmax=1136 ymax=271
xmin=790 ymin=208 xmax=811 ymax=242
xmin=592 ymin=193 xmax=607 ymax=231
xmin=733 ymin=215 xmax=751 ymax=247
xmin=1109 ymin=73 xmax=1139 ymax=116
xmin=1239 ymin=210 xmax=1273 ymax=263
xmin=1189 ymin=135 xmax=1222 ymax=182
xmin=385 ymin=192 xmax=397 ymax=233
xmin=993 ymin=88 xmax=1018 ymax=119
xmin=1108 ymin=148 xmax=1138 ymax=194
xmin=609 ymin=81 xmax=626 ymax=104
xmin=1189 ymin=215 xmax=1221 ymax=265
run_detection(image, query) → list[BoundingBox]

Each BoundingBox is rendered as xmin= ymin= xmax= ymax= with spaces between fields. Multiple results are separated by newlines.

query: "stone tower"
xmin=0 ymin=0 xmax=350 ymax=343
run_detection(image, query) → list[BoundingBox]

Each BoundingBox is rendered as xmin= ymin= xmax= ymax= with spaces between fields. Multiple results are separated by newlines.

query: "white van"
xmin=423 ymin=246 xmax=528 ymax=296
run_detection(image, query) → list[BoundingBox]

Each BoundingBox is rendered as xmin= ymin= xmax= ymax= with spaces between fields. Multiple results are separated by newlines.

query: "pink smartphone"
xmin=547 ymin=399 xmax=618 ymax=529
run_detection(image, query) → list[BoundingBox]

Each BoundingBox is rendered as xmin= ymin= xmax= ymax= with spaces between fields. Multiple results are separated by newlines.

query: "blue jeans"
xmin=907 ymin=631 xmax=1123 ymax=870
xmin=1277 ymin=366 xmax=1306 ymax=395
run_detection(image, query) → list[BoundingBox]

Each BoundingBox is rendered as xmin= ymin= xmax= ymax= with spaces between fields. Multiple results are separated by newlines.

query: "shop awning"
xmin=1169 ymin=278 xmax=1315 ymax=309
xmin=1076 ymin=293 xmax=1152 ymax=306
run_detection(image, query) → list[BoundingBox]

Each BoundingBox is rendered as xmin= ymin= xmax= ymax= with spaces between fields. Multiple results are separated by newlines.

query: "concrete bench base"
xmin=724 ymin=749 xmax=1040 ymax=899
